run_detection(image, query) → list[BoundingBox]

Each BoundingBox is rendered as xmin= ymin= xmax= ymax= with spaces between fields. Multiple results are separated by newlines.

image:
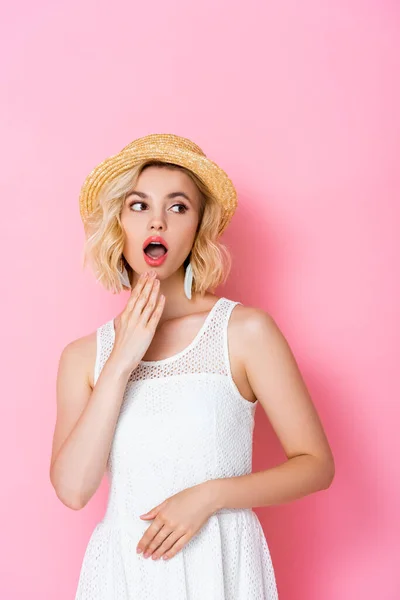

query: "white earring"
xmin=118 ymin=263 xmax=131 ymax=288
xmin=184 ymin=261 xmax=193 ymax=299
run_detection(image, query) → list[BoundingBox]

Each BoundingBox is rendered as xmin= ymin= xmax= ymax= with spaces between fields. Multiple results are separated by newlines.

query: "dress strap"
xmin=222 ymin=300 xmax=243 ymax=382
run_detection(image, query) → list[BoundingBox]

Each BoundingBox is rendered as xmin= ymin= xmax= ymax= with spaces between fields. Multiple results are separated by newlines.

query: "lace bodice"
xmin=95 ymin=296 xmax=256 ymax=387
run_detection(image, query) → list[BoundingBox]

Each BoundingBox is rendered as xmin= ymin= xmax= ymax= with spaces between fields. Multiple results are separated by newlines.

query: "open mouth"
xmin=143 ymin=241 xmax=168 ymax=259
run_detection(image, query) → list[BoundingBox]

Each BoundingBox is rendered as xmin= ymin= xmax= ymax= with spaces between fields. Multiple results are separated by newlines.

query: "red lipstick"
xmin=142 ymin=236 xmax=169 ymax=267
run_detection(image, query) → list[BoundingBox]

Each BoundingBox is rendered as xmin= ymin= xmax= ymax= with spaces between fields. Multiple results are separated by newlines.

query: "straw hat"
xmin=79 ymin=133 xmax=238 ymax=236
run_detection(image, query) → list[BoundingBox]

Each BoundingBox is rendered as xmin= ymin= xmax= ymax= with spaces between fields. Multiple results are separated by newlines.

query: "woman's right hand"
xmin=110 ymin=271 xmax=165 ymax=375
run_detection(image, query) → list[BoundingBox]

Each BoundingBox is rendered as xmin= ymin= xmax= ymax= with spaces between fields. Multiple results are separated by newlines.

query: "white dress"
xmin=74 ymin=297 xmax=279 ymax=599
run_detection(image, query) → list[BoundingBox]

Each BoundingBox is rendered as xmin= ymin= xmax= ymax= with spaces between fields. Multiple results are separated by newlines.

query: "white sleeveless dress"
xmin=74 ymin=297 xmax=279 ymax=599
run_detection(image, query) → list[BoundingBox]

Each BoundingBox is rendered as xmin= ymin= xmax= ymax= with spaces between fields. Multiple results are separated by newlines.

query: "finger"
xmin=161 ymin=533 xmax=191 ymax=560
xmin=147 ymin=294 xmax=165 ymax=328
xmin=140 ymin=279 xmax=161 ymax=323
xmin=151 ymin=528 xmax=185 ymax=560
xmin=132 ymin=273 xmax=158 ymax=315
xmin=131 ymin=271 xmax=148 ymax=296
xmin=140 ymin=506 xmax=159 ymax=519
xmin=136 ymin=520 xmax=164 ymax=554
xmin=143 ymin=525 xmax=174 ymax=557
xmin=140 ymin=499 xmax=166 ymax=519
xmin=125 ymin=271 xmax=148 ymax=311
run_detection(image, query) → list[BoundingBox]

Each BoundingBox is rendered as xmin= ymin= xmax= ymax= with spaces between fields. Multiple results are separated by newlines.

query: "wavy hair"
xmin=81 ymin=160 xmax=232 ymax=295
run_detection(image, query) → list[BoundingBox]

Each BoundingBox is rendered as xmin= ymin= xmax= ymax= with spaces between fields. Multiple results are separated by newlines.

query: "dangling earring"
xmin=118 ymin=260 xmax=131 ymax=289
xmin=184 ymin=261 xmax=193 ymax=299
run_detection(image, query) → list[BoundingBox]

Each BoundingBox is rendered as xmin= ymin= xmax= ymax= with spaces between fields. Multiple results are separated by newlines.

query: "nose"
xmin=148 ymin=212 xmax=167 ymax=232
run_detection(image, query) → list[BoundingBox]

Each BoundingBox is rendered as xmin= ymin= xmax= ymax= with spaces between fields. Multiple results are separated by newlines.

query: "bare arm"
xmin=49 ymin=339 xmax=131 ymax=510
xmin=207 ymin=307 xmax=335 ymax=510
xmin=49 ymin=271 xmax=164 ymax=510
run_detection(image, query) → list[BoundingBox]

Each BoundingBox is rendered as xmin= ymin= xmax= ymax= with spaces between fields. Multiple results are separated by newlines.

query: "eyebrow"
xmin=125 ymin=190 xmax=192 ymax=203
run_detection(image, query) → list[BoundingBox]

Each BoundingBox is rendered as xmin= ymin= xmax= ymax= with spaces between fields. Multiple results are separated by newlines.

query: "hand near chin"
xmin=136 ymin=482 xmax=217 ymax=560
xmin=111 ymin=270 xmax=165 ymax=373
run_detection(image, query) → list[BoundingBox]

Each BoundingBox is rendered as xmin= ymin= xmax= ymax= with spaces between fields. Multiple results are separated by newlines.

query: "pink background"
xmin=1 ymin=1 xmax=399 ymax=598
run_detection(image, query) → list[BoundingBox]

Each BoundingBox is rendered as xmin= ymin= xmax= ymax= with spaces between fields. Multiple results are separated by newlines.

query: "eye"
xmin=128 ymin=202 xmax=188 ymax=214
xmin=171 ymin=203 xmax=188 ymax=214
xmin=129 ymin=201 xmax=146 ymax=211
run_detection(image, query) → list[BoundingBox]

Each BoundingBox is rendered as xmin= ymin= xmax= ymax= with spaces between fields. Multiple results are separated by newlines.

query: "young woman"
xmin=50 ymin=133 xmax=335 ymax=599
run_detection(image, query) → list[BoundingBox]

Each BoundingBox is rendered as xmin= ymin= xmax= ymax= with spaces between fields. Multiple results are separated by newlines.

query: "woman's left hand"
xmin=136 ymin=481 xmax=218 ymax=560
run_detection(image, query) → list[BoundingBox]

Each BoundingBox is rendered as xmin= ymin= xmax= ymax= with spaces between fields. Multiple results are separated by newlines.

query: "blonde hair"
xmin=81 ymin=160 xmax=232 ymax=295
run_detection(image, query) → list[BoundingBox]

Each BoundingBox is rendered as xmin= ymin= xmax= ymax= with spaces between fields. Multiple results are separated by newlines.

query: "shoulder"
xmin=58 ymin=329 xmax=98 ymax=390
xmin=228 ymin=302 xmax=302 ymax=403
xmin=229 ymin=301 xmax=281 ymax=338
xmin=228 ymin=301 xmax=290 ymax=361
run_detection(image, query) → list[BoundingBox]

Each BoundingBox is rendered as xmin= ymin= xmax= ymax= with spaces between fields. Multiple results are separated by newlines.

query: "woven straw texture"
xmin=79 ymin=133 xmax=238 ymax=236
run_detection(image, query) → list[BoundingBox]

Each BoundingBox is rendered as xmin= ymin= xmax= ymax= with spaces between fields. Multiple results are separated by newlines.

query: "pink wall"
xmin=2 ymin=1 xmax=399 ymax=598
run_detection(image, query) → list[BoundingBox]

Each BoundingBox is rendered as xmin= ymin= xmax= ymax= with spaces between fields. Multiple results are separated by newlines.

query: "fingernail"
xmin=136 ymin=547 xmax=142 ymax=554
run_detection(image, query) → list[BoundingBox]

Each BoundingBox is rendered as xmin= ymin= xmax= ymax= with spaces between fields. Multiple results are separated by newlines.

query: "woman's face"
xmin=120 ymin=166 xmax=201 ymax=279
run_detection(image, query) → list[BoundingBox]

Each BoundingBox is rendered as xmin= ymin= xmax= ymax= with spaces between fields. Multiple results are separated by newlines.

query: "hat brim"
xmin=79 ymin=136 xmax=237 ymax=236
